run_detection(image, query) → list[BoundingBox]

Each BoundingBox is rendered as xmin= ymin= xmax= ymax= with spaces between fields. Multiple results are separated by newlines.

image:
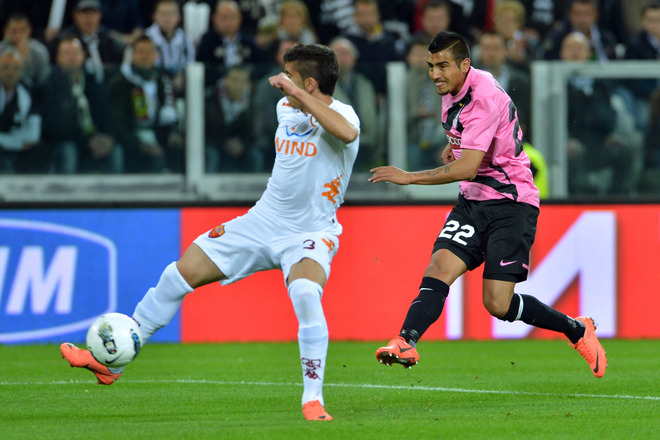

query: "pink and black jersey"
xmin=442 ymin=67 xmax=539 ymax=208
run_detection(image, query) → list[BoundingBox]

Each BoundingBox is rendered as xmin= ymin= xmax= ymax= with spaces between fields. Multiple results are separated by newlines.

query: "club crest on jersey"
xmin=209 ymin=224 xmax=225 ymax=238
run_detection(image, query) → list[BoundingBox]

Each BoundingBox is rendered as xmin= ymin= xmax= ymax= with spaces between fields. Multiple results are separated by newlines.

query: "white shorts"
xmin=193 ymin=210 xmax=340 ymax=286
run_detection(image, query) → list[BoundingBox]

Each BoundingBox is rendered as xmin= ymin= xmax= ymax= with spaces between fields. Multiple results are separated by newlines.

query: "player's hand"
xmin=268 ymin=72 xmax=298 ymax=96
xmin=441 ymin=144 xmax=456 ymax=165
xmin=368 ymin=166 xmax=412 ymax=185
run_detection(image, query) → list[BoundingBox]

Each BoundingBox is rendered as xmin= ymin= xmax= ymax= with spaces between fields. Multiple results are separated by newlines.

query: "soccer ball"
xmin=86 ymin=313 xmax=143 ymax=367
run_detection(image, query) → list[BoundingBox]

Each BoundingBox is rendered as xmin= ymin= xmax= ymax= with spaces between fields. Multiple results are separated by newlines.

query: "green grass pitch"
xmin=2 ymin=340 xmax=659 ymax=439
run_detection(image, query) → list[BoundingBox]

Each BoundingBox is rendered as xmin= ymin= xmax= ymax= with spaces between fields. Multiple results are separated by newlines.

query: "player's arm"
xmin=269 ymin=73 xmax=358 ymax=144
xmin=369 ymin=148 xmax=485 ymax=185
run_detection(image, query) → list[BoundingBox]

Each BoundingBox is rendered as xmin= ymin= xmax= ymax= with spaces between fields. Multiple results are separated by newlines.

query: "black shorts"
xmin=432 ymin=195 xmax=539 ymax=282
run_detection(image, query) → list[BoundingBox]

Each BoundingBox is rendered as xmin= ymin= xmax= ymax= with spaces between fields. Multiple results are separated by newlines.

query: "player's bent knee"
xmin=483 ymin=296 xmax=509 ymax=319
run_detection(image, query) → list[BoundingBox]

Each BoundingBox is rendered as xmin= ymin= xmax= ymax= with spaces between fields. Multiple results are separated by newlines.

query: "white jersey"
xmin=252 ymin=97 xmax=360 ymax=235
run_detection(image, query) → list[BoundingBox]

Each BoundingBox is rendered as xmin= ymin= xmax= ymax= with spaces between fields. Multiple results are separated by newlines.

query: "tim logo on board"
xmin=0 ymin=219 xmax=116 ymax=343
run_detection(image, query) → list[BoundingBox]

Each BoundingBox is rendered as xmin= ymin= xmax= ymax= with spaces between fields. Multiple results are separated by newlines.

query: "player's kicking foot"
xmin=375 ymin=336 xmax=419 ymax=369
xmin=302 ymin=400 xmax=332 ymax=421
xmin=570 ymin=317 xmax=607 ymax=378
xmin=60 ymin=342 xmax=122 ymax=385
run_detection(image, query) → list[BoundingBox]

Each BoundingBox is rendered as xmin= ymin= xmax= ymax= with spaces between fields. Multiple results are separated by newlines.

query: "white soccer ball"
xmin=86 ymin=313 xmax=143 ymax=367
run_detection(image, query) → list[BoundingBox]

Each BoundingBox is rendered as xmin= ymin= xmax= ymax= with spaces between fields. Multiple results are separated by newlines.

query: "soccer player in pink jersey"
xmin=369 ymin=31 xmax=607 ymax=378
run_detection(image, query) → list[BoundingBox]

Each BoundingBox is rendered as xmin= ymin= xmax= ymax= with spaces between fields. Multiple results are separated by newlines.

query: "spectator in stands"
xmin=205 ymin=65 xmax=261 ymax=172
xmin=100 ymin=0 xmax=144 ymax=46
xmin=644 ymin=89 xmax=660 ymax=192
xmin=0 ymin=14 xmax=51 ymax=87
xmin=523 ymin=141 xmax=550 ymax=199
xmin=490 ymin=0 xmax=539 ymax=71
xmin=410 ymin=0 xmax=452 ymax=45
xmin=52 ymin=0 xmax=125 ymax=82
xmin=625 ymin=1 xmax=660 ymax=192
xmin=310 ymin=0 xmax=355 ymax=44
xmin=329 ymin=37 xmax=380 ymax=171
xmin=108 ymin=36 xmax=183 ymax=173
xmin=404 ymin=37 xmax=446 ymax=170
xmin=624 ymin=1 xmax=660 ymax=121
xmin=601 ymin=0 xmax=650 ymax=45
xmin=1 ymin=0 xmax=76 ymax=43
xmin=412 ymin=0 xmax=491 ymax=45
xmin=277 ymin=1 xmax=318 ymax=45
xmin=251 ymin=38 xmax=298 ymax=170
xmin=0 ymin=49 xmax=42 ymax=173
xmin=196 ymin=1 xmax=264 ymax=71
xmin=373 ymin=0 xmax=413 ymax=53
xmin=343 ymin=0 xmax=399 ymax=98
xmin=560 ymin=32 xmax=641 ymax=195
xmin=145 ymin=0 xmax=195 ymax=95
xmin=518 ymin=0 xmax=566 ymax=37
xmin=473 ymin=31 xmax=531 ymax=135
xmin=40 ymin=36 xmax=122 ymax=173
xmin=539 ymin=0 xmax=619 ymax=61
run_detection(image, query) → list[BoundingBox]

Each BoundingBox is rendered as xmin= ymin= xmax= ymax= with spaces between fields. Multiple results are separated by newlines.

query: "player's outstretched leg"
xmin=60 ymin=343 xmax=122 ymax=385
xmin=570 ymin=316 xmax=607 ymax=378
xmin=375 ymin=336 xmax=419 ymax=369
xmin=302 ymin=400 xmax=333 ymax=421
xmin=289 ymin=278 xmax=332 ymax=421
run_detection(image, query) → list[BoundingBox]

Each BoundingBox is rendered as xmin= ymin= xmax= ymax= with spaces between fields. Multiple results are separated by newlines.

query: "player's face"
xmin=282 ymin=62 xmax=306 ymax=109
xmin=427 ymin=49 xmax=469 ymax=96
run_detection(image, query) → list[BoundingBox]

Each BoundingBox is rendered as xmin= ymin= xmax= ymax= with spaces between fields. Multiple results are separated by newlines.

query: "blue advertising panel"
xmin=0 ymin=209 xmax=181 ymax=343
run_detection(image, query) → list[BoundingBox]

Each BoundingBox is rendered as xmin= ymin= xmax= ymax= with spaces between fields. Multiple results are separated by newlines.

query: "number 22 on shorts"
xmin=438 ymin=220 xmax=474 ymax=246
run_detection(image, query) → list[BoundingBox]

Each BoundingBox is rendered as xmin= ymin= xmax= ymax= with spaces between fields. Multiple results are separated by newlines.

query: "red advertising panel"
xmin=180 ymin=205 xmax=660 ymax=342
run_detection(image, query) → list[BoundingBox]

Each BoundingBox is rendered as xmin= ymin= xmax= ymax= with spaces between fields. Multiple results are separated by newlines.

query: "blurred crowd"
xmin=0 ymin=0 xmax=658 ymax=196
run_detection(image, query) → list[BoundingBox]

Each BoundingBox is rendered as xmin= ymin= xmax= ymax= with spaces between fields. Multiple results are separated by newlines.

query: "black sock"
xmin=502 ymin=293 xmax=585 ymax=343
xmin=399 ymin=277 xmax=449 ymax=346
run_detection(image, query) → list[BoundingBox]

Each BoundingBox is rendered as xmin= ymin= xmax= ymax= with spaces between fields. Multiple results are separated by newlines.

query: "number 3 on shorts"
xmin=438 ymin=220 xmax=475 ymax=246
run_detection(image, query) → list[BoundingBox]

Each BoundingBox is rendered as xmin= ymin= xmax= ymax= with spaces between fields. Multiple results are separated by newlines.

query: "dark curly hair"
xmin=283 ymin=43 xmax=338 ymax=96
xmin=428 ymin=31 xmax=471 ymax=66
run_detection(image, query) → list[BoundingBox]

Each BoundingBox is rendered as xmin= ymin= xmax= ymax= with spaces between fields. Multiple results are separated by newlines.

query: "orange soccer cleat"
xmin=302 ymin=400 xmax=333 ymax=421
xmin=60 ymin=342 xmax=122 ymax=385
xmin=570 ymin=317 xmax=607 ymax=378
xmin=375 ymin=336 xmax=419 ymax=369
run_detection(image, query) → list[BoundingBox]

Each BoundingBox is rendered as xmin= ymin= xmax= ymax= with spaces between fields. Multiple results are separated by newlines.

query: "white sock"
xmin=107 ymin=263 xmax=193 ymax=375
xmin=132 ymin=262 xmax=194 ymax=344
xmin=288 ymin=278 xmax=328 ymax=406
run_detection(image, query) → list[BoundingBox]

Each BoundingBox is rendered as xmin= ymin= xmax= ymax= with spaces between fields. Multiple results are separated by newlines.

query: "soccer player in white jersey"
xmin=61 ymin=44 xmax=360 ymax=421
